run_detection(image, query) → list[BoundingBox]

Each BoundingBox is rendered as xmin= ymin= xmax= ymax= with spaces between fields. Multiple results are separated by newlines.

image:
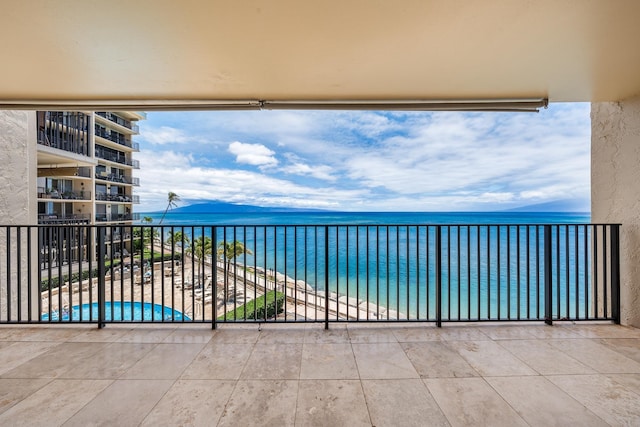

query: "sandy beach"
xmin=41 ymin=253 xmax=401 ymax=322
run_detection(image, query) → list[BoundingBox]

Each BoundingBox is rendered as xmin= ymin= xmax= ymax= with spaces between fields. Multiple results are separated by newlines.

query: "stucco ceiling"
xmin=2 ymin=0 xmax=640 ymax=108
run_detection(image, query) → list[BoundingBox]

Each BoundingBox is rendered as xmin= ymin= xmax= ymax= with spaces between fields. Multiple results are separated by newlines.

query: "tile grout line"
xmin=216 ymin=325 xmax=261 ymax=426
xmin=348 ymin=328 xmax=376 ymax=427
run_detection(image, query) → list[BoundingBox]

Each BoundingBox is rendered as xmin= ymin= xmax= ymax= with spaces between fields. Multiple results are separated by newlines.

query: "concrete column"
xmin=0 ymin=110 xmax=37 ymax=223
xmin=0 ymin=110 xmax=38 ymax=321
xmin=591 ymin=96 xmax=640 ymax=327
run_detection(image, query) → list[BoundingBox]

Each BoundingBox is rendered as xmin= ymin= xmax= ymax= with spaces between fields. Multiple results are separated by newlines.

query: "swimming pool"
xmin=42 ymin=301 xmax=191 ymax=322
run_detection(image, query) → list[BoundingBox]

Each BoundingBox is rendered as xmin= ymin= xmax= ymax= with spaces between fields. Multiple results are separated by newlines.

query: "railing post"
xmin=436 ymin=226 xmax=442 ymax=328
xmin=544 ymin=225 xmax=553 ymax=325
xmin=324 ymin=226 xmax=329 ymax=330
xmin=212 ymin=226 xmax=217 ymax=330
xmin=97 ymin=226 xmax=106 ymax=329
xmin=610 ymin=225 xmax=621 ymax=324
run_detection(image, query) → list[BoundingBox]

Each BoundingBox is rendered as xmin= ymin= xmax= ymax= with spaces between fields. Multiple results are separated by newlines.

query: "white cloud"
xmin=281 ymin=154 xmax=336 ymax=181
xmin=134 ymin=150 xmax=366 ymax=212
xmin=135 ymin=104 xmax=591 ymax=211
xmin=228 ymin=141 xmax=278 ymax=167
xmin=140 ymin=126 xmax=203 ymax=145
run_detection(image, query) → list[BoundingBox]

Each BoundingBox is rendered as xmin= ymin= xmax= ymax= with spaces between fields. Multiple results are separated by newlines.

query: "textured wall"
xmin=592 ymin=97 xmax=640 ymax=327
xmin=0 ymin=110 xmax=36 ymax=224
xmin=0 ymin=110 xmax=38 ymax=320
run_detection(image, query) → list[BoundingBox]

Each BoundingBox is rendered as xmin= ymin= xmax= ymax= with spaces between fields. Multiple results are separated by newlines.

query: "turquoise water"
xmin=42 ymin=301 xmax=191 ymax=322
xmin=143 ymin=211 xmax=593 ymax=320
xmin=149 ymin=211 xmax=589 ymax=226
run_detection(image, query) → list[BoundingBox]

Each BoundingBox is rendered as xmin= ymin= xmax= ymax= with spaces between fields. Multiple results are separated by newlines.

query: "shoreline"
xmin=41 ymin=254 xmax=401 ymax=321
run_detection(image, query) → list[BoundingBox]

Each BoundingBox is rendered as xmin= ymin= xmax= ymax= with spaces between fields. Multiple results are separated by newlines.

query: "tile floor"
xmin=0 ymin=322 xmax=639 ymax=426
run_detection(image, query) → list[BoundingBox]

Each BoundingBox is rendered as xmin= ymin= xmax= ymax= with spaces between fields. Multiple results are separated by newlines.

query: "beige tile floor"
xmin=0 ymin=322 xmax=639 ymax=426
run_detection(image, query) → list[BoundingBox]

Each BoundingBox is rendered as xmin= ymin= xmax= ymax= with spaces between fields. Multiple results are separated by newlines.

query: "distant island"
xmin=505 ymin=198 xmax=590 ymax=213
xmin=145 ymin=197 xmax=591 ymax=215
xmin=158 ymin=200 xmax=330 ymax=214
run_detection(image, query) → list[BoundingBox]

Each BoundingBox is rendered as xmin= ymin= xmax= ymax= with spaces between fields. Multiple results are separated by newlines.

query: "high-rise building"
xmin=36 ymin=110 xmax=145 ymax=256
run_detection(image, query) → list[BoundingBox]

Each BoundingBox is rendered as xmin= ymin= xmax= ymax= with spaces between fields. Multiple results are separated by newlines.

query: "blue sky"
xmin=135 ymin=103 xmax=590 ymax=212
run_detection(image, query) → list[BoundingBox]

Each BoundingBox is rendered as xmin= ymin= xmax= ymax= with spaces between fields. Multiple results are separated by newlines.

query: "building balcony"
xmin=95 ymin=173 xmax=138 ymax=185
xmin=95 ymin=213 xmax=140 ymax=222
xmin=95 ymin=149 xmax=136 ymax=167
xmin=95 ymin=112 xmax=137 ymax=133
xmin=37 ymin=189 xmax=91 ymax=201
xmin=94 ymin=126 xmax=136 ymax=150
xmin=37 ymin=213 xmax=91 ymax=224
xmin=37 ymin=111 xmax=91 ymax=157
xmin=0 ymin=222 xmax=636 ymax=425
xmin=95 ymin=192 xmax=133 ymax=203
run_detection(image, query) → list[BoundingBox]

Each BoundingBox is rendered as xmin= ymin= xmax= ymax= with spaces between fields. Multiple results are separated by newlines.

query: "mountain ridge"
xmin=148 ymin=198 xmax=591 ymax=214
xmin=160 ymin=200 xmax=330 ymax=214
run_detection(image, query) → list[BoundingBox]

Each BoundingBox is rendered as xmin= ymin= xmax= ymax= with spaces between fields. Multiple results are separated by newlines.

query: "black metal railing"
xmin=95 ymin=112 xmax=135 ymax=131
xmin=95 ymin=192 xmax=133 ymax=203
xmin=95 ymin=147 xmax=135 ymax=167
xmin=95 ymin=173 xmax=137 ymax=185
xmin=94 ymin=125 xmax=134 ymax=149
xmin=0 ymin=223 xmax=621 ymax=327
xmin=95 ymin=213 xmax=140 ymax=222
xmin=37 ymin=214 xmax=91 ymax=225
xmin=37 ymin=190 xmax=91 ymax=201
xmin=37 ymin=111 xmax=90 ymax=156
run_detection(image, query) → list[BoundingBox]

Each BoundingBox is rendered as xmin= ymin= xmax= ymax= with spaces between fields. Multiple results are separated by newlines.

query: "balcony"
xmin=37 ymin=213 xmax=91 ymax=224
xmin=95 ymin=213 xmax=140 ymax=222
xmin=37 ymin=189 xmax=91 ymax=201
xmin=1 ymin=223 xmax=621 ymax=325
xmin=37 ymin=111 xmax=90 ymax=156
xmin=94 ymin=125 xmax=135 ymax=150
xmin=0 ymin=222 xmax=636 ymax=424
xmin=0 ymin=322 xmax=637 ymax=425
xmin=95 ymin=173 xmax=137 ymax=185
xmin=95 ymin=112 xmax=135 ymax=132
xmin=94 ymin=148 xmax=135 ymax=168
xmin=95 ymin=192 xmax=133 ymax=203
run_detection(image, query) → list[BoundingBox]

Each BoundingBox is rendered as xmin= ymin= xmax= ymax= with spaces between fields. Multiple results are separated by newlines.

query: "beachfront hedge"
xmin=41 ymin=270 xmax=96 ymax=291
xmin=217 ymin=290 xmax=285 ymax=321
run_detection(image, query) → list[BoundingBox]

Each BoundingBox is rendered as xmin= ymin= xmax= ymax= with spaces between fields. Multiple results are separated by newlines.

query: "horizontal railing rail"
xmin=0 ymin=223 xmax=621 ymax=328
xmin=95 ymin=192 xmax=133 ymax=203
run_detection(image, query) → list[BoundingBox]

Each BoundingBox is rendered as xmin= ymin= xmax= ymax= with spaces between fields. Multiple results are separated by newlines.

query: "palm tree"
xmin=167 ymin=230 xmax=190 ymax=251
xmin=217 ymin=240 xmax=253 ymax=300
xmin=159 ymin=192 xmax=180 ymax=224
xmin=133 ymin=217 xmax=155 ymax=254
xmin=185 ymin=236 xmax=212 ymax=282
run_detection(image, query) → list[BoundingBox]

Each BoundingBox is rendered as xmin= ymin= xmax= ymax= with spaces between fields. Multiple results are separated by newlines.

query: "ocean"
xmin=145 ymin=211 xmax=590 ymax=227
xmin=142 ymin=211 xmax=593 ymax=320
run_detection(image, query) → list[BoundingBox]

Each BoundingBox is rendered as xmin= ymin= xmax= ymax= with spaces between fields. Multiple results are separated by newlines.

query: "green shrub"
xmin=217 ymin=290 xmax=285 ymax=321
xmin=138 ymin=251 xmax=181 ymax=263
xmin=41 ymin=269 xmax=96 ymax=292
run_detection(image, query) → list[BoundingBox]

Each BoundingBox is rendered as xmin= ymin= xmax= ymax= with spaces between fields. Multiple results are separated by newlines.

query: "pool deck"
xmin=0 ymin=322 xmax=639 ymax=425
